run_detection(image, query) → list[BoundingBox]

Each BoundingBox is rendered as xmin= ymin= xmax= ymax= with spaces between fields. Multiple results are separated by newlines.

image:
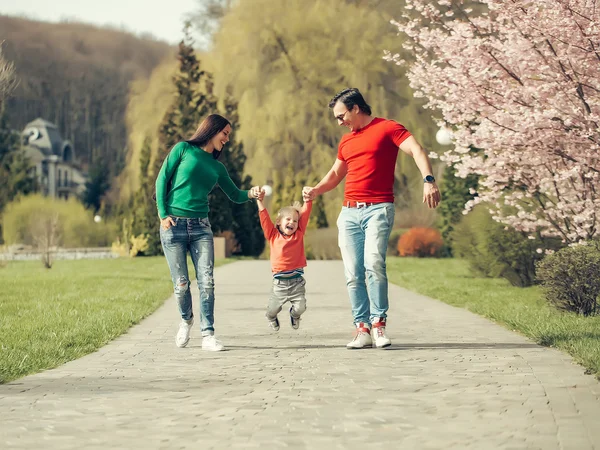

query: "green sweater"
xmin=155 ymin=142 xmax=249 ymax=219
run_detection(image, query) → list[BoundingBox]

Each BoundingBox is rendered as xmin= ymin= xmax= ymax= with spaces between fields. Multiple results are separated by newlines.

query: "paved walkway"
xmin=1 ymin=260 xmax=599 ymax=449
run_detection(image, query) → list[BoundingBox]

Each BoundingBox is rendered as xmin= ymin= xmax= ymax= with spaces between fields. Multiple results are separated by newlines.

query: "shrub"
xmin=397 ymin=227 xmax=443 ymax=257
xmin=2 ymin=194 xmax=116 ymax=248
xmin=451 ymin=204 xmax=562 ymax=287
xmin=129 ymin=234 xmax=149 ymax=257
xmin=387 ymin=228 xmax=407 ymax=257
xmin=536 ymin=242 xmax=600 ymax=316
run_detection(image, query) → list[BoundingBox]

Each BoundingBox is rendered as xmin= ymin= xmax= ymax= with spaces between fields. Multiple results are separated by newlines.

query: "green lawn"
xmin=387 ymin=257 xmax=600 ymax=379
xmin=0 ymin=257 xmax=229 ymax=384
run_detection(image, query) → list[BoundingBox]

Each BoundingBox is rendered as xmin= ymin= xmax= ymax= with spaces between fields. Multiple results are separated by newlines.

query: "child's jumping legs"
xmin=266 ymin=277 xmax=307 ymax=331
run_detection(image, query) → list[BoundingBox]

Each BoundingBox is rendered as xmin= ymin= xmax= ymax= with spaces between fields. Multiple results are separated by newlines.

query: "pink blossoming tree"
xmin=385 ymin=0 xmax=599 ymax=244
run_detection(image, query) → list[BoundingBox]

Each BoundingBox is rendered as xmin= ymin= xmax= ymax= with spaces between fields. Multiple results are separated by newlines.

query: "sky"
xmin=0 ymin=0 xmax=199 ymax=44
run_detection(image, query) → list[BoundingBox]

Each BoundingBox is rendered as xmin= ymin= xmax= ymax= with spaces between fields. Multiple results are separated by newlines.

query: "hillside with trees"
xmin=0 ymin=15 xmax=174 ymax=176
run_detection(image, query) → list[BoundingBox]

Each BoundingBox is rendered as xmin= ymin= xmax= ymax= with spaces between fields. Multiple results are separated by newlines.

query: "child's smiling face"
xmin=278 ymin=211 xmax=299 ymax=236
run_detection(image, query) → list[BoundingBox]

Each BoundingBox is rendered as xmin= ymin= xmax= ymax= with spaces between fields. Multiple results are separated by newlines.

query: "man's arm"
xmin=303 ymin=158 xmax=347 ymax=200
xmin=399 ymin=136 xmax=441 ymax=209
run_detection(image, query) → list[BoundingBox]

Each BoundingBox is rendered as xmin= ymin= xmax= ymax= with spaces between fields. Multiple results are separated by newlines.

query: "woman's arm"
xmin=217 ymin=166 xmax=261 ymax=203
xmin=155 ymin=144 xmax=184 ymax=219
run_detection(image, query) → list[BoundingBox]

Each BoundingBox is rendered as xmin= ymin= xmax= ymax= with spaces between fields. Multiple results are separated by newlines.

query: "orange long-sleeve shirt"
xmin=259 ymin=201 xmax=312 ymax=275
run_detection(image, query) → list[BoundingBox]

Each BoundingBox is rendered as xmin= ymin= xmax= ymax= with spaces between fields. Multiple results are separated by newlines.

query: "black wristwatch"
xmin=424 ymin=175 xmax=436 ymax=183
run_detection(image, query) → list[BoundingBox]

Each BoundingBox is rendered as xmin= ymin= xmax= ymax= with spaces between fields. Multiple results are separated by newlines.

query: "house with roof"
xmin=20 ymin=118 xmax=87 ymax=199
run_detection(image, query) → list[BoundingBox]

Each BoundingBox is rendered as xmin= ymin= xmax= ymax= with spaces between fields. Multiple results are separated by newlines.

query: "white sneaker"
xmin=267 ymin=316 xmax=280 ymax=331
xmin=176 ymin=318 xmax=193 ymax=348
xmin=371 ymin=318 xmax=391 ymax=348
xmin=346 ymin=323 xmax=373 ymax=349
xmin=202 ymin=335 xmax=225 ymax=352
xmin=289 ymin=307 xmax=300 ymax=330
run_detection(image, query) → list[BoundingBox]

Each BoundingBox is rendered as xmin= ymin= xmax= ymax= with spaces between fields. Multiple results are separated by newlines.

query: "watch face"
xmin=425 ymin=175 xmax=435 ymax=183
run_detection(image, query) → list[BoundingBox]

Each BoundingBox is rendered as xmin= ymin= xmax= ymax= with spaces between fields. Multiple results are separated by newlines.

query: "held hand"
xmin=161 ymin=216 xmax=176 ymax=230
xmin=423 ymin=183 xmax=441 ymax=209
xmin=248 ymin=186 xmax=261 ymax=199
xmin=257 ymin=189 xmax=266 ymax=201
xmin=302 ymin=186 xmax=316 ymax=201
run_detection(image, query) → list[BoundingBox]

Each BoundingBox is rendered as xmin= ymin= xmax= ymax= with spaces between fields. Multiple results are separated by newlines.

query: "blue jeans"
xmin=337 ymin=203 xmax=395 ymax=325
xmin=160 ymin=217 xmax=215 ymax=336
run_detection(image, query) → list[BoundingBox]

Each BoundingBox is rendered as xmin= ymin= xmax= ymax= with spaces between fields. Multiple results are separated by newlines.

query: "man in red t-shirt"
xmin=303 ymin=88 xmax=441 ymax=349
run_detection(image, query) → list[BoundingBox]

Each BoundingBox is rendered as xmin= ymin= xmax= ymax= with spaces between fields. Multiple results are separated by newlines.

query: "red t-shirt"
xmin=337 ymin=117 xmax=411 ymax=203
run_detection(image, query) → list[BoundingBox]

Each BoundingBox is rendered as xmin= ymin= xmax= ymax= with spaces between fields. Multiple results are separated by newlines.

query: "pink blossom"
xmin=386 ymin=0 xmax=600 ymax=243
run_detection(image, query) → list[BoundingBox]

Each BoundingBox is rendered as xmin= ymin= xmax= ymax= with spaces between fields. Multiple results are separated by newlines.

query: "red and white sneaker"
xmin=346 ymin=323 xmax=373 ymax=349
xmin=371 ymin=317 xmax=391 ymax=348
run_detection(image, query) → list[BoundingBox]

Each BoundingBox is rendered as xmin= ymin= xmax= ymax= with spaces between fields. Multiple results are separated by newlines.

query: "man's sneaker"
xmin=202 ymin=335 xmax=225 ymax=352
xmin=371 ymin=317 xmax=391 ymax=348
xmin=289 ymin=307 xmax=300 ymax=330
xmin=268 ymin=315 xmax=280 ymax=331
xmin=346 ymin=323 xmax=373 ymax=349
xmin=176 ymin=318 xmax=193 ymax=348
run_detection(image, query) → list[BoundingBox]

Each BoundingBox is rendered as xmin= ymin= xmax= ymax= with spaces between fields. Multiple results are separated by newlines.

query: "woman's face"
xmin=211 ymin=124 xmax=232 ymax=152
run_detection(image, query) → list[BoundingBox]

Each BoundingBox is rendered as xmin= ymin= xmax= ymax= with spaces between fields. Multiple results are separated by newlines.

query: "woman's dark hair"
xmin=328 ymin=88 xmax=372 ymax=116
xmin=186 ymin=114 xmax=231 ymax=160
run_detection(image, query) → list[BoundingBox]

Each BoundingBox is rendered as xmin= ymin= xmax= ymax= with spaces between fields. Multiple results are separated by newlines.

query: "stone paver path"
xmin=1 ymin=260 xmax=599 ymax=449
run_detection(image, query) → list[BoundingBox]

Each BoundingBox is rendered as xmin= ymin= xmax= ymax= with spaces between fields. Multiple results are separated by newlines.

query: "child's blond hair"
xmin=275 ymin=201 xmax=302 ymax=224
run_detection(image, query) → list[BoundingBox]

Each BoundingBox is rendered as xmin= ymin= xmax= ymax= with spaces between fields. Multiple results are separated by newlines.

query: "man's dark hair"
xmin=328 ymin=88 xmax=372 ymax=116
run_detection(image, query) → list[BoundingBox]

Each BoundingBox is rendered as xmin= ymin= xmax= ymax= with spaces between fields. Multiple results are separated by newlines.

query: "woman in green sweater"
xmin=156 ymin=114 xmax=261 ymax=351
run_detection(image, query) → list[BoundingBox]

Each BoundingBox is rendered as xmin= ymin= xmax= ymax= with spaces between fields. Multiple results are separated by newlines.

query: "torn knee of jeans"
xmin=174 ymin=276 xmax=189 ymax=294
xmin=199 ymin=268 xmax=214 ymax=287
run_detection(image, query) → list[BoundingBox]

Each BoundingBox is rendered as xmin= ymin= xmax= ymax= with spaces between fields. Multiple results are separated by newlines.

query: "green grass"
xmin=387 ymin=257 xmax=600 ymax=379
xmin=0 ymin=257 xmax=230 ymax=384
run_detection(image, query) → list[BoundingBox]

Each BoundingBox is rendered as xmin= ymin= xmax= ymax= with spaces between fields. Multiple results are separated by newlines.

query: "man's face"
xmin=333 ymin=102 xmax=357 ymax=131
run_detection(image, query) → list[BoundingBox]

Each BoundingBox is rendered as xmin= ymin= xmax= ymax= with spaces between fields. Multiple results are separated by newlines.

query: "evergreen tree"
xmin=155 ymin=32 xmax=263 ymax=256
xmin=131 ymin=136 xmax=161 ymax=255
xmin=210 ymin=95 xmax=264 ymax=256
xmin=0 ymin=109 xmax=37 ymax=243
xmin=155 ymin=23 xmax=217 ymax=179
xmin=82 ymin=158 xmax=110 ymax=213
xmin=438 ymin=163 xmax=479 ymax=255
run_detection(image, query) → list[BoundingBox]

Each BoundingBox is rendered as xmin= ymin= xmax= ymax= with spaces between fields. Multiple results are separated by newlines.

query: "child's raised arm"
xmin=298 ymin=199 xmax=313 ymax=232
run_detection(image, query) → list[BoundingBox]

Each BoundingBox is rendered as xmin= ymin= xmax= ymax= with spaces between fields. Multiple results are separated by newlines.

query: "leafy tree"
xmin=0 ymin=45 xmax=17 ymax=107
xmin=202 ymin=0 xmax=441 ymax=226
xmin=389 ymin=0 xmax=600 ymax=243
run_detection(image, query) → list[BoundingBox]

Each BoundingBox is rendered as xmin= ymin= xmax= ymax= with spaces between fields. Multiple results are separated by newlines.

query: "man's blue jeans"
xmin=337 ymin=203 xmax=395 ymax=325
xmin=160 ymin=217 xmax=216 ymax=336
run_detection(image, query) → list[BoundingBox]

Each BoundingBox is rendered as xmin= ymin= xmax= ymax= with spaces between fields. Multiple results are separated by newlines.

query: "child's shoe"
xmin=267 ymin=315 xmax=280 ymax=331
xmin=289 ymin=307 xmax=301 ymax=330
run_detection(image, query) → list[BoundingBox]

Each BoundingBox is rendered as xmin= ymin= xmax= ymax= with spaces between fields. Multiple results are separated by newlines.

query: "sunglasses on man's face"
xmin=335 ymin=110 xmax=350 ymax=122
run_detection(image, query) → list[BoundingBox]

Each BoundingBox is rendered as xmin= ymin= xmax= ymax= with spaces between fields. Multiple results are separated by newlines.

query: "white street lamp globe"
xmin=94 ymin=215 xmax=102 ymax=223
xmin=261 ymin=185 xmax=273 ymax=197
xmin=436 ymin=127 xmax=453 ymax=146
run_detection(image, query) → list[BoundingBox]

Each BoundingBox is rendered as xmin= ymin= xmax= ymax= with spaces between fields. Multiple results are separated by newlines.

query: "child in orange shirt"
xmin=257 ymin=191 xmax=312 ymax=331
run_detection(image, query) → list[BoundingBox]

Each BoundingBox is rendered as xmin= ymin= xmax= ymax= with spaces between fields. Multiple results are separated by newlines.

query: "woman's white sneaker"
xmin=176 ymin=318 xmax=193 ymax=348
xmin=202 ymin=335 xmax=225 ymax=352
